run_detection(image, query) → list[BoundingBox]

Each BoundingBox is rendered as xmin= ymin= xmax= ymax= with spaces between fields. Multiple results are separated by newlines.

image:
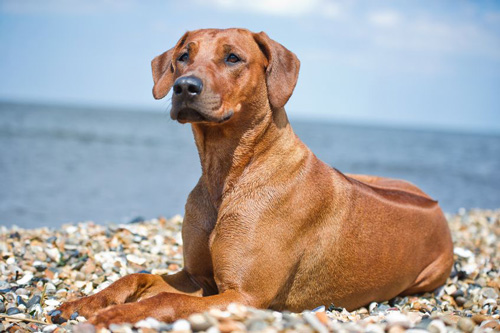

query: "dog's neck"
xmin=191 ymin=106 xmax=303 ymax=208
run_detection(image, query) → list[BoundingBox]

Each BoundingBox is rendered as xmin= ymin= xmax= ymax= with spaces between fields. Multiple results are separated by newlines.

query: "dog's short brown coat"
xmin=56 ymin=28 xmax=453 ymax=327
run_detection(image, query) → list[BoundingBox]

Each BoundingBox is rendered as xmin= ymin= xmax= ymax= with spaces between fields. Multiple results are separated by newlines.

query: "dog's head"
xmin=151 ymin=28 xmax=300 ymax=124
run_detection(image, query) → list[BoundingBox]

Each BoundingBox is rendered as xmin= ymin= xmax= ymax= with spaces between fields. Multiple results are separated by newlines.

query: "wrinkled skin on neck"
xmin=192 ymin=105 xmax=296 ymax=209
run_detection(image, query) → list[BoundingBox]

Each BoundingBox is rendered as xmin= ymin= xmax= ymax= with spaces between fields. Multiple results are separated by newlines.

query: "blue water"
xmin=1 ymin=102 xmax=499 ymax=229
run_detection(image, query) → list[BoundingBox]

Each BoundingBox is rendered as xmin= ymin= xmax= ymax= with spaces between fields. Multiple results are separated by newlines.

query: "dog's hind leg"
xmin=53 ymin=270 xmax=202 ymax=322
xmin=399 ymin=253 xmax=453 ymax=296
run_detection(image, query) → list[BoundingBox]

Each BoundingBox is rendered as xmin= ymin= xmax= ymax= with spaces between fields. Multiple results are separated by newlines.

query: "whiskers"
xmin=161 ymin=96 xmax=173 ymax=118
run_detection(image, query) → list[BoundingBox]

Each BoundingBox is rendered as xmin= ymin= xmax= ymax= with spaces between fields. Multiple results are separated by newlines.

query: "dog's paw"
xmin=87 ymin=303 xmax=145 ymax=328
xmin=51 ymin=295 xmax=107 ymax=324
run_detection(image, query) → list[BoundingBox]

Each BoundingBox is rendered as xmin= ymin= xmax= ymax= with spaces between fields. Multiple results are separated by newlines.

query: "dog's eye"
xmin=177 ymin=53 xmax=189 ymax=62
xmin=226 ymin=53 xmax=241 ymax=64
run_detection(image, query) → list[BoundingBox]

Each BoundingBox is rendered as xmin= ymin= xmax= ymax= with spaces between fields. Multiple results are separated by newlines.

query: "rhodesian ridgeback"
xmin=54 ymin=28 xmax=453 ymax=327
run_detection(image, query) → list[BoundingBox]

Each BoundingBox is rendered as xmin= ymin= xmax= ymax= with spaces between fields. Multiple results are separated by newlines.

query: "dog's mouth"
xmin=171 ymin=107 xmax=233 ymax=124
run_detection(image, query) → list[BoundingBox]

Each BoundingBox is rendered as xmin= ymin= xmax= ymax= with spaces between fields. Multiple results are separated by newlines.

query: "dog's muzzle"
xmin=170 ymin=75 xmax=233 ymax=124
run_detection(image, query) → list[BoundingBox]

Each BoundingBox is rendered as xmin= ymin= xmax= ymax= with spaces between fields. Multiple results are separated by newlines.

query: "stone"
xmin=126 ymin=254 xmax=147 ymax=266
xmin=455 ymin=296 xmax=466 ymax=306
xmin=481 ymin=320 xmax=500 ymax=330
xmin=26 ymin=295 xmax=41 ymax=308
xmin=444 ymin=284 xmax=457 ymax=295
xmin=44 ymin=299 xmax=60 ymax=307
xmin=368 ymin=302 xmax=378 ymax=313
xmin=28 ymin=303 xmax=43 ymax=316
xmin=15 ymin=288 xmax=29 ymax=296
xmin=226 ymin=302 xmax=247 ymax=319
xmin=72 ymin=323 xmax=97 ymax=333
xmin=16 ymin=272 xmax=33 ymax=285
xmin=315 ymin=311 xmax=328 ymax=325
xmin=457 ymin=317 xmax=476 ymax=333
xmin=45 ymin=247 xmax=61 ymax=262
xmin=481 ymin=287 xmax=498 ymax=299
xmin=427 ymin=320 xmax=446 ymax=333
xmin=464 ymin=300 xmax=475 ymax=310
xmin=246 ymin=319 xmax=268 ymax=331
xmin=189 ymin=313 xmax=214 ymax=331
xmin=441 ymin=314 xmax=461 ymax=326
xmin=45 ymin=283 xmax=57 ymax=294
xmin=365 ymin=324 xmax=385 ymax=333
xmin=385 ymin=312 xmax=410 ymax=328
xmin=471 ymin=314 xmax=492 ymax=324
xmin=171 ymin=318 xmax=191 ymax=331
xmin=218 ymin=319 xmax=246 ymax=332
xmin=406 ymin=311 xmax=423 ymax=325
xmin=387 ymin=325 xmax=406 ymax=333
xmin=451 ymin=288 xmax=464 ymax=297
xmin=109 ymin=323 xmax=133 ymax=333
xmin=206 ymin=326 xmax=221 ymax=333
xmin=42 ymin=324 xmax=59 ymax=333
xmin=303 ymin=311 xmax=328 ymax=333
xmin=6 ymin=307 xmax=21 ymax=315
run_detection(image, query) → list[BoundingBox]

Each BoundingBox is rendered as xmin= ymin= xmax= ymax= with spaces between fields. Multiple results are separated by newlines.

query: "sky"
xmin=1 ymin=0 xmax=499 ymax=132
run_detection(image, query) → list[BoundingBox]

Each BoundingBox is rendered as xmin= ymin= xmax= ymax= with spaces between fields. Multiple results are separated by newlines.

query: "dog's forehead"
xmin=183 ymin=28 xmax=257 ymax=52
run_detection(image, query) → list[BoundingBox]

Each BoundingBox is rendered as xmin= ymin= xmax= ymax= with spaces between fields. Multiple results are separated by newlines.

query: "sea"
xmin=1 ymin=102 xmax=499 ymax=229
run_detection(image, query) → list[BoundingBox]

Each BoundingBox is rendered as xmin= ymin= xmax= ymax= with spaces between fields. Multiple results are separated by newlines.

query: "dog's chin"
xmin=171 ymin=107 xmax=233 ymax=124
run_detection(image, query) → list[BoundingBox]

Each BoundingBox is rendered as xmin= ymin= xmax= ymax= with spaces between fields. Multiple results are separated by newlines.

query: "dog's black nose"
xmin=173 ymin=76 xmax=203 ymax=96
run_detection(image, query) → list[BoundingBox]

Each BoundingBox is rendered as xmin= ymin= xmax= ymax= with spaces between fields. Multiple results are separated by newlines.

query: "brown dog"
xmin=54 ymin=28 xmax=453 ymax=327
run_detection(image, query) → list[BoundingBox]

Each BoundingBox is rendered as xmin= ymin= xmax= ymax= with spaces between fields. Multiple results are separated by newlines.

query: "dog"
xmin=54 ymin=28 xmax=453 ymax=327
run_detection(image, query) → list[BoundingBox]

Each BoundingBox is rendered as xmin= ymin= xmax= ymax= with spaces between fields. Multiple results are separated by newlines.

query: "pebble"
xmin=171 ymin=319 xmax=191 ymax=331
xmin=303 ymin=311 xmax=328 ymax=333
xmin=45 ymin=299 xmax=60 ymax=307
xmin=72 ymin=323 xmax=97 ymax=333
xmin=385 ymin=311 xmax=411 ymax=328
xmin=457 ymin=317 xmax=476 ymax=332
xmin=188 ymin=313 xmax=215 ymax=331
xmin=109 ymin=323 xmax=134 ymax=333
xmin=42 ymin=324 xmax=59 ymax=332
xmin=16 ymin=271 xmax=33 ymax=285
xmin=427 ymin=319 xmax=447 ymax=333
xmin=481 ymin=320 xmax=500 ymax=330
xmin=388 ymin=325 xmax=406 ymax=333
xmin=0 ymin=210 xmax=497 ymax=332
xmin=26 ymin=294 xmax=42 ymax=308
xmin=455 ymin=296 xmax=466 ymax=306
xmin=45 ymin=283 xmax=57 ymax=294
xmin=218 ymin=319 xmax=246 ymax=332
xmin=481 ymin=287 xmax=498 ymax=299
xmin=15 ymin=287 xmax=30 ymax=296
xmin=245 ymin=318 xmax=268 ymax=331
xmin=6 ymin=307 xmax=21 ymax=315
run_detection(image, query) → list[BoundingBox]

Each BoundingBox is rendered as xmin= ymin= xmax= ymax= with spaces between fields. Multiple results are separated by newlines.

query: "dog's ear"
xmin=151 ymin=48 xmax=175 ymax=100
xmin=253 ymin=31 xmax=300 ymax=109
xmin=151 ymin=32 xmax=190 ymax=100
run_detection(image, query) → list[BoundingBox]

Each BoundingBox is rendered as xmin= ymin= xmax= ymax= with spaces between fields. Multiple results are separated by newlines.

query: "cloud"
xmin=301 ymin=4 xmax=500 ymax=77
xmin=369 ymin=17 xmax=500 ymax=60
xmin=200 ymin=0 xmax=346 ymax=19
xmin=368 ymin=10 xmax=401 ymax=28
xmin=0 ymin=0 xmax=135 ymax=15
xmin=210 ymin=0 xmax=320 ymax=16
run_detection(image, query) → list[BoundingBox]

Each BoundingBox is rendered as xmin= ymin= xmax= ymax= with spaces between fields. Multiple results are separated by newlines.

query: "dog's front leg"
xmin=53 ymin=270 xmax=202 ymax=323
xmin=87 ymin=289 xmax=255 ymax=328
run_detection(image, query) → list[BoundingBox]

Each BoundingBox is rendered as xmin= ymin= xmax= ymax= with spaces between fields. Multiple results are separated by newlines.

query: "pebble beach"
xmin=0 ymin=209 xmax=499 ymax=332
